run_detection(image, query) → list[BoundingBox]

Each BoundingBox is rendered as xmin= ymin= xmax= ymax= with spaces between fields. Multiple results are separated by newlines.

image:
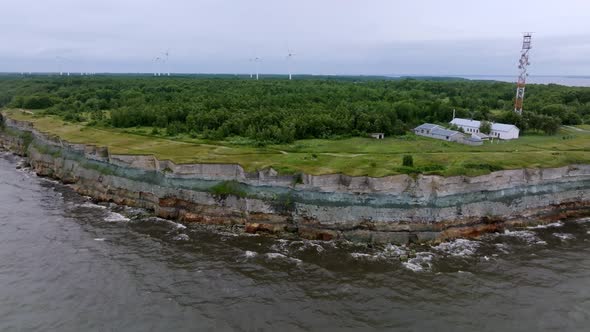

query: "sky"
xmin=1 ymin=0 xmax=589 ymax=76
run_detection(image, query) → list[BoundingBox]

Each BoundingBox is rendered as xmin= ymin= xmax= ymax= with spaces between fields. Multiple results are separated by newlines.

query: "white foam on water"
xmin=164 ymin=219 xmax=187 ymax=230
xmin=499 ymin=229 xmax=540 ymax=244
xmin=266 ymin=252 xmax=287 ymax=259
xmin=148 ymin=217 xmax=187 ymax=230
xmin=553 ymin=233 xmax=575 ymax=241
xmin=216 ymin=231 xmax=239 ymax=237
xmin=293 ymin=240 xmax=326 ymax=253
xmin=494 ymin=243 xmax=510 ymax=254
xmin=39 ymin=177 xmax=59 ymax=184
xmin=80 ymin=202 xmax=107 ymax=209
xmin=381 ymin=244 xmax=406 ymax=257
xmin=434 ymin=239 xmax=480 ymax=257
xmin=104 ymin=212 xmax=130 ymax=222
xmin=350 ymin=252 xmax=377 ymax=260
xmin=402 ymin=252 xmax=434 ymax=272
xmin=173 ymin=234 xmax=190 ymax=241
xmin=265 ymin=252 xmax=302 ymax=264
xmin=527 ymin=221 xmax=564 ymax=229
xmin=270 ymin=239 xmax=290 ymax=253
xmin=235 ymin=232 xmax=259 ymax=237
xmin=577 ymin=217 xmax=590 ymax=223
xmin=535 ymin=240 xmax=548 ymax=245
xmin=350 ymin=244 xmax=407 ymax=261
xmin=94 ymin=238 xmax=105 ymax=241
xmin=244 ymin=250 xmax=258 ymax=258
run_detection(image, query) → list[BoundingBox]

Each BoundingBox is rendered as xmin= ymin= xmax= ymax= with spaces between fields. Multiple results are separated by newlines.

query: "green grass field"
xmin=4 ymin=109 xmax=590 ymax=177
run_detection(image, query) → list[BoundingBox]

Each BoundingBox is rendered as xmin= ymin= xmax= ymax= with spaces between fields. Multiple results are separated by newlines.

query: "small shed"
xmin=472 ymin=132 xmax=490 ymax=140
xmin=460 ymin=135 xmax=484 ymax=146
xmin=370 ymin=133 xmax=385 ymax=139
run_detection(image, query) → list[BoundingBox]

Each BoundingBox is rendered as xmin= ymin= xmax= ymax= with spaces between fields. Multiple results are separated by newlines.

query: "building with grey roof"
xmin=414 ymin=123 xmax=462 ymax=141
xmin=414 ymin=123 xmax=483 ymax=146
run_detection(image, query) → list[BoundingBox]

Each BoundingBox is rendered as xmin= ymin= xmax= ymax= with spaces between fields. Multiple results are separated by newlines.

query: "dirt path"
xmin=564 ymin=125 xmax=590 ymax=133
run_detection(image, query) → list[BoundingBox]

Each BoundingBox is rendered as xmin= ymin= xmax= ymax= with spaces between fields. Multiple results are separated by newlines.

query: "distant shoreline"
xmin=1 ymin=72 xmax=589 ymax=87
xmin=452 ymin=75 xmax=590 ymax=87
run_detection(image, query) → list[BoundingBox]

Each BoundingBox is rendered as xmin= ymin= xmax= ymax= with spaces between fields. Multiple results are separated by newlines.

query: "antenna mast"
xmin=514 ymin=33 xmax=532 ymax=115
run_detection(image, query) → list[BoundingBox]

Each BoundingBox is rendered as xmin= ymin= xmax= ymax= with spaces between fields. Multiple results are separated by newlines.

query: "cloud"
xmin=1 ymin=0 xmax=589 ymax=75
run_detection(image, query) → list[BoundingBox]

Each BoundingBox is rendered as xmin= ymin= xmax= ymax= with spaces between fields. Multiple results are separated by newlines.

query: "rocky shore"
xmin=2 ymin=113 xmax=590 ymax=244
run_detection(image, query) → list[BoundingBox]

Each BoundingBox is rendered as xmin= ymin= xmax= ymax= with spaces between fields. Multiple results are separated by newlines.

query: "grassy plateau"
xmin=3 ymin=109 xmax=590 ymax=177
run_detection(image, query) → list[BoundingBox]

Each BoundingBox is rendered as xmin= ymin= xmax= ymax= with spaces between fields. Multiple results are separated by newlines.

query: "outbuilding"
xmin=370 ymin=133 xmax=385 ymax=139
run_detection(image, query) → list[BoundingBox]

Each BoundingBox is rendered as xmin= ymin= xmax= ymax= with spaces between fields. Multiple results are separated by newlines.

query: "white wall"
xmin=490 ymin=129 xmax=519 ymax=140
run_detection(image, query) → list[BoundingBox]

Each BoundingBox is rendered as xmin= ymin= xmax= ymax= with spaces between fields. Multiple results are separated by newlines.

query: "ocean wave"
xmin=499 ymin=229 xmax=540 ymax=244
xmin=291 ymin=240 xmax=326 ymax=253
xmin=350 ymin=244 xmax=407 ymax=261
xmin=264 ymin=252 xmax=302 ymax=264
xmin=244 ymin=250 xmax=258 ymax=258
xmin=80 ymin=202 xmax=107 ymax=209
xmin=402 ymin=252 xmax=434 ymax=272
xmin=270 ymin=239 xmax=290 ymax=253
xmin=104 ymin=212 xmax=130 ymax=222
xmin=494 ymin=243 xmax=510 ymax=254
xmin=553 ymin=233 xmax=575 ymax=241
xmin=173 ymin=234 xmax=190 ymax=241
xmin=350 ymin=252 xmax=378 ymax=260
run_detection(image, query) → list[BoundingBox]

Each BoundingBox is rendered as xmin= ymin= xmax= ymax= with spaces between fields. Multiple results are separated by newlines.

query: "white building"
xmin=450 ymin=118 xmax=519 ymax=140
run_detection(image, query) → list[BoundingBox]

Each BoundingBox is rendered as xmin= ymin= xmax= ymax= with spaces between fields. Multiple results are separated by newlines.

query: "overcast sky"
xmin=1 ymin=0 xmax=589 ymax=76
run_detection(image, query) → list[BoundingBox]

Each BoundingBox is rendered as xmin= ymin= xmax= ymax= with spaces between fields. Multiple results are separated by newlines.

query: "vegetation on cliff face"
xmin=209 ymin=180 xmax=248 ymax=199
xmin=1 ymin=76 xmax=589 ymax=145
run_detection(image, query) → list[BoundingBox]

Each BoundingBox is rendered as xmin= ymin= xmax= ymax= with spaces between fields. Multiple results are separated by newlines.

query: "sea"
xmin=1 ymin=151 xmax=590 ymax=331
xmin=457 ymin=75 xmax=590 ymax=87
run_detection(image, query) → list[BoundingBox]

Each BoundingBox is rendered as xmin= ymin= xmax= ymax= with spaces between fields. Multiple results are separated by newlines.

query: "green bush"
xmin=209 ymin=180 xmax=247 ymax=198
xmin=402 ymin=155 xmax=414 ymax=167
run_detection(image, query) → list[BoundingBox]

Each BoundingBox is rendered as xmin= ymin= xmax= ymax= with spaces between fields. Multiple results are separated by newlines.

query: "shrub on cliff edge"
xmin=402 ymin=155 xmax=414 ymax=167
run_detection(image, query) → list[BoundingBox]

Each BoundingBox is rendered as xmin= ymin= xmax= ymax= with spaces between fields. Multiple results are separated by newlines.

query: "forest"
xmin=1 ymin=75 xmax=589 ymax=144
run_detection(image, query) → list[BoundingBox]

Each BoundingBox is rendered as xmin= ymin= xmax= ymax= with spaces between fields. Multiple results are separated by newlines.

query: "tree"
xmin=540 ymin=116 xmax=561 ymax=135
xmin=479 ymin=121 xmax=492 ymax=134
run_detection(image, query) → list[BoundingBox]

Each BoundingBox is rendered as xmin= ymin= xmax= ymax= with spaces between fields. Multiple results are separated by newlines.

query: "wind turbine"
xmin=254 ymin=57 xmax=261 ymax=80
xmin=55 ymin=57 xmax=62 ymax=76
xmin=153 ymin=56 xmax=161 ymax=76
xmin=286 ymin=49 xmax=296 ymax=80
xmin=162 ymin=49 xmax=170 ymax=76
xmin=55 ymin=56 xmax=68 ymax=76
xmin=248 ymin=58 xmax=254 ymax=78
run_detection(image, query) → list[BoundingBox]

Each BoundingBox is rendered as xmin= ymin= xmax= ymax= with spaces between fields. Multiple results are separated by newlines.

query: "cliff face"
xmin=2 ymin=116 xmax=590 ymax=244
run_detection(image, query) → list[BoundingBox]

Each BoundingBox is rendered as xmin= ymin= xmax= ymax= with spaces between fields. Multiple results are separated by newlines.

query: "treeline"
xmin=1 ymin=76 xmax=589 ymax=143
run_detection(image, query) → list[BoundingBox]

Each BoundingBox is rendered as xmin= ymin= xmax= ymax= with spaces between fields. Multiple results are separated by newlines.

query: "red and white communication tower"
xmin=514 ymin=33 xmax=532 ymax=115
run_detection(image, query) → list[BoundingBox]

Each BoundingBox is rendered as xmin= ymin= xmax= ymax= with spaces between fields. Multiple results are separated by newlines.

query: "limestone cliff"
xmin=1 ymin=115 xmax=589 ymax=244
